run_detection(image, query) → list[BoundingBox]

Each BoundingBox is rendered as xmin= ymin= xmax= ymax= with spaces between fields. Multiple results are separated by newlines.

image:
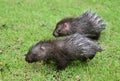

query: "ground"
xmin=0 ymin=0 xmax=120 ymax=81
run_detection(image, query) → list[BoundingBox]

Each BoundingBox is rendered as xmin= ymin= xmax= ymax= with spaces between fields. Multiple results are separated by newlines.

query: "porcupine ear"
xmin=63 ymin=22 xmax=70 ymax=30
xmin=40 ymin=46 xmax=46 ymax=52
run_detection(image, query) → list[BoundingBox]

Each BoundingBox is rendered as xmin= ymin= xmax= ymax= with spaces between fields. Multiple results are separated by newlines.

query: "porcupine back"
xmin=72 ymin=11 xmax=106 ymax=39
xmin=79 ymin=11 xmax=106 ymax=32
xmin=64 ymin=33 xmax=103 ymax=60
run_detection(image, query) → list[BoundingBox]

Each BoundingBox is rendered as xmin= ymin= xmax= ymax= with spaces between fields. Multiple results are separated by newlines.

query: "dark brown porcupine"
xmin=53 ymin=11 xmax=106 ymax=40
xmin=25 ymin=33 xmax=103 ymax=71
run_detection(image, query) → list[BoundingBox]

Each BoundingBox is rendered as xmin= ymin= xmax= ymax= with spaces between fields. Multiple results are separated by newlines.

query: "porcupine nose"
xmin=25 ymin=56 xmax=33 ymax=63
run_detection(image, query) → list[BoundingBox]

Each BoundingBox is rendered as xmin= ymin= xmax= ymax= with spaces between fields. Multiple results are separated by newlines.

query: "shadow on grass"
xmin=26 ymin=60 xmax=90 ymax=73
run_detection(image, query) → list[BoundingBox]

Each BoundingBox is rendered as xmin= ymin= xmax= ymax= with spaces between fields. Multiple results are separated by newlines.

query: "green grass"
xmin=0 ymin=0 xmax=120 ymax=81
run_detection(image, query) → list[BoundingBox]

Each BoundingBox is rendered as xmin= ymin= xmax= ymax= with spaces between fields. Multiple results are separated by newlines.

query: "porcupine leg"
xmin=55 ymin=58 xmax=68 ymax=71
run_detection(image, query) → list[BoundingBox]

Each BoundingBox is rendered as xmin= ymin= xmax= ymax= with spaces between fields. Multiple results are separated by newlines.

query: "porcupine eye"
xmin=57 ymin=29 xmax=62 ymax=33
xmin=33 ymin=53 xmax=37 ymax=57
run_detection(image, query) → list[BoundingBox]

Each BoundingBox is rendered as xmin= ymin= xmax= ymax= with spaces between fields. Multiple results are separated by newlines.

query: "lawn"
xmin=0 ymin=0 xmax=120 ymax=81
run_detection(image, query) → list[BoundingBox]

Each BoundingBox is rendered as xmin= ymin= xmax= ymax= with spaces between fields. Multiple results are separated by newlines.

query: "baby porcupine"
xmin=53 ymin=11 xmax=106 ymax=40
xmin=25 ymin=33 xmax=103 ymax=71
